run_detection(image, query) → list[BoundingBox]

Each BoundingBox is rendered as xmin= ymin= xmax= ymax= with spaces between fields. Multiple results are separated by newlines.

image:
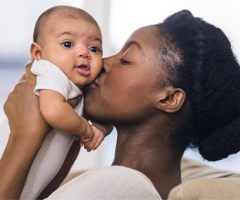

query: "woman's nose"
xmin=102 ymin=56 xmax=114 ymax=73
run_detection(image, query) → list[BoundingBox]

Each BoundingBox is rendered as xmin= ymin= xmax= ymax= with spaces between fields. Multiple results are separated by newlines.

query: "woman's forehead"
xmin=129 ymin=25 xmax=158 ymax=40
xmin=123 ymin=25 xmax=160 ymax=55
xmin=125 ymin=25 xmax=160 ymax=49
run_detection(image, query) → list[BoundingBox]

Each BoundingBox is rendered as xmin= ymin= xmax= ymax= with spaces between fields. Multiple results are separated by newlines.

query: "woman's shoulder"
xmin=46 ymin=166 xmax=161 ymax=199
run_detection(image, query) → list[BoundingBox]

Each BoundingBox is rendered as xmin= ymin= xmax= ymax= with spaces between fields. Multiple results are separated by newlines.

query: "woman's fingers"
xmin=17 ymin=61 xmax=34 ymax=84
xmin=18 ymin=74 xmax=26 ymax=83
xmin=25 ymin=61 xmax=36 ymax=83
xmin=68 ymin=97 xmax=79 ymax=108
xmin=4 ymin=62 xmax=50 ymax=139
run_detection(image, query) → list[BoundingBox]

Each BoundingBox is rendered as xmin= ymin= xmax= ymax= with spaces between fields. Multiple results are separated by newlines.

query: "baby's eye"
xmin=89 ymin=46 xmax=100 ymax=53
xmin=62 ymin=42 xmax=73 ymax=48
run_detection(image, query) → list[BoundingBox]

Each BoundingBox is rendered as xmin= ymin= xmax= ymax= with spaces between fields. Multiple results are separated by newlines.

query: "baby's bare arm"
xmin=39 ymin=90 xmax=92 ymax=138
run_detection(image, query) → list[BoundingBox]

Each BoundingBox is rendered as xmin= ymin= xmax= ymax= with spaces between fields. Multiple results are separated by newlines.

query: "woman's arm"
xmin=0 ymin=63 xmax=50 ymax=199
xmin=0 ymin=128 xmax=46 ymax=199
xmin=0 ymin=63 xmax=83 ymax=199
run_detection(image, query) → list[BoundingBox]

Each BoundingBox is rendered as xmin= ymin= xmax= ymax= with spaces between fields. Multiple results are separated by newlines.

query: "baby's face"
xmin=39 ymin=17 xmax=102 ymax=88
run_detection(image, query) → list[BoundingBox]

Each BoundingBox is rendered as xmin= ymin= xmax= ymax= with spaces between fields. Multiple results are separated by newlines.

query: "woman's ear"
xmin=156 ymin=88 xmax=186 ymax=113
xmin=30 ymin=42 xmax=42 ymax=60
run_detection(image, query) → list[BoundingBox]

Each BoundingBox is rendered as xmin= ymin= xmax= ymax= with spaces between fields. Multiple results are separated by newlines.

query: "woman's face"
xmin=85 ymin=25 xmax=166 ymax=124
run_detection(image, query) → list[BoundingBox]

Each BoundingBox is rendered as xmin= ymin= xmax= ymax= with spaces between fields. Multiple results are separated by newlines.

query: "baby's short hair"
xmin=33 ymin=5 xmax=99 ymax=43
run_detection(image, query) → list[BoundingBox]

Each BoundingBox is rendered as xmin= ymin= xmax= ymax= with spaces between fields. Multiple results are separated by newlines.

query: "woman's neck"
xmin=112 ymin=125 xmax=184 ymax=199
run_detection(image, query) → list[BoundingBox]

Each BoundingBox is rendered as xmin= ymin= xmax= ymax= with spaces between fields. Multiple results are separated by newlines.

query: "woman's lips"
xmin=86 ymin=79 xmax=99 ymax=89
xmin=75 ymin=65 xmax=90 ymax=76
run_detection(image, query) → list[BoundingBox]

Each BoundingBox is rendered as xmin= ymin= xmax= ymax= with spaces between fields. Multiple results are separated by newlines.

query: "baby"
xmin=20 ymin=6 xmax=107 ymax=199
xmin=31 ymin=6 xmax=104 ymax=149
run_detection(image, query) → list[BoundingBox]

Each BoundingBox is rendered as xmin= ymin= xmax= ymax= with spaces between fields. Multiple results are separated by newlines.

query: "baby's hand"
xmin=82 ymin=125 xmax=105 ymax=152
xmin=78 ymin=121 xmax=94 ymax=146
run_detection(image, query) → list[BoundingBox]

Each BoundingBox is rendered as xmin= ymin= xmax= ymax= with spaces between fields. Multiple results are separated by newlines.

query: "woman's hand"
xmin=4 ymin=62 xmax=50 ymax=139
xmin=0 ymin=62 xmax=49 ymax=199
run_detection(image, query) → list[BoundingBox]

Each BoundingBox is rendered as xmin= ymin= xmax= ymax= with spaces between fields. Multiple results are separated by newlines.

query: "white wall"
xmin=1 ymin=0 xmax=239 ymax=59
xmin=108 ymin=0 xmax=240 ymax=58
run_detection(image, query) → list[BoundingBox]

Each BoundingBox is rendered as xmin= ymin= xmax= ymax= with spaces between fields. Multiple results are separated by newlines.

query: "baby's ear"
xmin=155 ymin=88 xmax=186 ymax=113
xmin=30 ymin=42 xmax=42 ymax=60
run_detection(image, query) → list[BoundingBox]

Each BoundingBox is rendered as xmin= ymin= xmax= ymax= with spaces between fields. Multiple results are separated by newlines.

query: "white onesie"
xmin=2 ymin=60 xmax=83 ymax=199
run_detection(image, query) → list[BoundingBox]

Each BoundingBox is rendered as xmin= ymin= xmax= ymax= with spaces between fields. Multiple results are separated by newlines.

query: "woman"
xmin=1 ymin=10 xmax=240 ymax=199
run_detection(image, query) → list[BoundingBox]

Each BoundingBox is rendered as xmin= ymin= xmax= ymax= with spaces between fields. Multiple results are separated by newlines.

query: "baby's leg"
xmin=20 ymin=129 xmax=74 ymax=199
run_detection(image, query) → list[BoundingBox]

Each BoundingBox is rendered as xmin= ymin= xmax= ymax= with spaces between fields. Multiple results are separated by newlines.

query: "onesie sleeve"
xmin=31 ymin=60 xmax=81 ymax=101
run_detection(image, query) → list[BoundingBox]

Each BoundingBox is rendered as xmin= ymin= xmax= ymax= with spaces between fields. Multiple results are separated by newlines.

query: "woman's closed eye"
xmin=120 ymin=59 xmax=131 ymax=65
xmin=62 ymin=41 xmax=73 ymax=48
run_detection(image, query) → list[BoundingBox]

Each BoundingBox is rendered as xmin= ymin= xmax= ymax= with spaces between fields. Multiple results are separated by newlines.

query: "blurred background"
xmin=0 ymin=0 xmax=240 ymax=173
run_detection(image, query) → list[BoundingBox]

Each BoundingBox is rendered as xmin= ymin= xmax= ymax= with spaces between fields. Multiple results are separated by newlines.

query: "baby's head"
xmin=31 ymin=6 xmax=103 ymax=88
xmin=33 ymin=6 xmax=100 ymax=44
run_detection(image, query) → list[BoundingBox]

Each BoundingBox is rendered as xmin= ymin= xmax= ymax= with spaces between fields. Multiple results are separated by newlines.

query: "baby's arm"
xmin=83 ymin=122 xmax=114 ymax=152
xmin=39 ymin=90 xmax=93 ymax=141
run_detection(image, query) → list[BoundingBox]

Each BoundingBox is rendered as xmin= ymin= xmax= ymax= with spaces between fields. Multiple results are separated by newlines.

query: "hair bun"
xmin=199 ymin=117 xmax=240 ymax=161
xmin=164 ymin=10 xmax=194 ymax=26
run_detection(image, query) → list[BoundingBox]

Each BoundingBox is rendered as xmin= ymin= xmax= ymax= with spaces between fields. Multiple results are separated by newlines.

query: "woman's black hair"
xmin=157 ymin=10 xmax=240 ymax=161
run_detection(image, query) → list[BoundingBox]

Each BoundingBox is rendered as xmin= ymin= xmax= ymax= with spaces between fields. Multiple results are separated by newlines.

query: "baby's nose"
xmin=77 ymin=47 xmax=90 ymax=58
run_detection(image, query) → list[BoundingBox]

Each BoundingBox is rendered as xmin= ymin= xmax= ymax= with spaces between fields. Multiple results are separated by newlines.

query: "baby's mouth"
xmin=75 ymin=64 xmax=90 ymax=76
xmin=77 ymin=64 xmax=89 ymax=70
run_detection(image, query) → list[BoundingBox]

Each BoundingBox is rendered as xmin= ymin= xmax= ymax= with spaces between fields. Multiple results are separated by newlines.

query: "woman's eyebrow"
xmin=125 ymin=41 xmax=145 ymax=56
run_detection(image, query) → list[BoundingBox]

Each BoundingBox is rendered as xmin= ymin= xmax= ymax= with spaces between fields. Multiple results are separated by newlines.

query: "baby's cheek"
xmin=92 ymin=68 xmax=101 ymax=80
